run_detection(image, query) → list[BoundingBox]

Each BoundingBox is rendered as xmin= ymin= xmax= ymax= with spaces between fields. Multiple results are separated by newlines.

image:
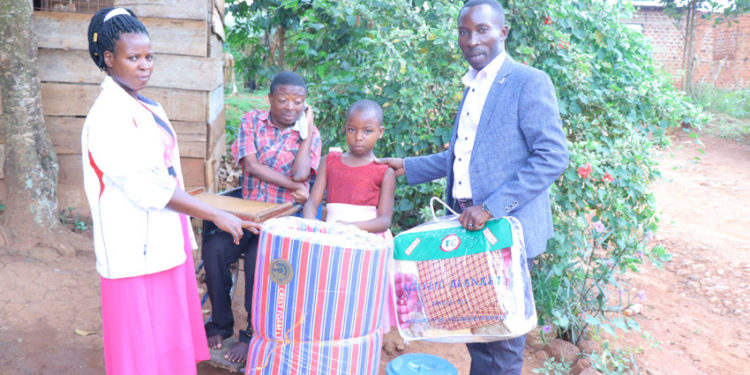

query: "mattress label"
xmin=270 ymin=258 xmax=293 ymax=285
xmin=393 ymin=218 xmax=513 ymax=261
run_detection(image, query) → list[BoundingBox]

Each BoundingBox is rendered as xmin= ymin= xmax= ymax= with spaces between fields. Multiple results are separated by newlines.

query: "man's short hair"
xmin=461 ymin=0 xmax=506 ymax=25
xmin=269 ymin=71 xmax=306 ymax=94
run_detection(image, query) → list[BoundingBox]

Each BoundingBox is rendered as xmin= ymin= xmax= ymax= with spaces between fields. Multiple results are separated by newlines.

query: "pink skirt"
xmin=100 ymin=214 xmax=209 ymax=375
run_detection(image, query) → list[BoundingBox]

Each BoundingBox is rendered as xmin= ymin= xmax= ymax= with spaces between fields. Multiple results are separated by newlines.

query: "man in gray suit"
xmin=378 ymin=0 xmax=569 ymax=373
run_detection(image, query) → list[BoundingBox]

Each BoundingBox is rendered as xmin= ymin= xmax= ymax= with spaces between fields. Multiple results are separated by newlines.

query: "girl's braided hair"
xmin=87 ymin=7 xmax=149 ymax=71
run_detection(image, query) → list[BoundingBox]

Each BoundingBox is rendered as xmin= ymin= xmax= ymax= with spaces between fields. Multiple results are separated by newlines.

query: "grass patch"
xmin=691 ymin=85 xmax=750 ymax=144
xmin=703 ymin=113 xmax=750 ymax=144
xmin=224 ymin=88 xmax=268 ymax=147
xmin=692 ymin=84 xmax=750 ymax=119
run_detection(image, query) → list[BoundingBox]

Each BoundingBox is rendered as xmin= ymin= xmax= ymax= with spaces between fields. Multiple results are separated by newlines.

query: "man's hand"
xmin=304 ymin=104 xmax=315 ymax=133
xmin=459 ymin=205 xmax=492 ymax=231
xmin=375 ymin=157 xmax=405 ymax=176
xmin=291 ymin=183 xmax=310 ymax=203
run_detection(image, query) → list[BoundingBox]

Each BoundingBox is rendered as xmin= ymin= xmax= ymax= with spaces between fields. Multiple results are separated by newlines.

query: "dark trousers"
xmin=466 ymin=260 xmax=534 ymax=375
xmin=467 ymin=335 xmax=526 ymax=375
xmin=454 ymin=198 xmax=529 ymax=375
xmin=202 ymin=228 xmax=258 ymax=344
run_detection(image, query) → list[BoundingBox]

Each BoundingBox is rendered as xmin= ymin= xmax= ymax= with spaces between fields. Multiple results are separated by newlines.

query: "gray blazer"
xmin=404 ymin=57 xmax=569 ymax=258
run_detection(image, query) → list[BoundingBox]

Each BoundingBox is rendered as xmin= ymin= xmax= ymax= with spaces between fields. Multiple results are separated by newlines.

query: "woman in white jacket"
xmin=81 ymin=8 xmax=260 ymax=374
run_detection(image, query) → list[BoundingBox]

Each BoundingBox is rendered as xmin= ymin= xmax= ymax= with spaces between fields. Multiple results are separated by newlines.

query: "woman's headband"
xmin=103 ymin=8 xmax=130 ymax=22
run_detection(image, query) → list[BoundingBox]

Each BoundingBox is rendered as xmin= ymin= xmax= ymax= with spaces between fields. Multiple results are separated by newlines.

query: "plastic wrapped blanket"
xmin=251 ymin=216 xmax=391 ymax=341
xmin=245 ymin=330 xmax=382 ymax=375
xmin=392 ymin=213 xmax=536 ymax=343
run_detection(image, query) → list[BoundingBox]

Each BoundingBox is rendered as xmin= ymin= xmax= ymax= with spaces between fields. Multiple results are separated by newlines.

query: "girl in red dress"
xmin=303 ymin=99 xmax=397 ymax=330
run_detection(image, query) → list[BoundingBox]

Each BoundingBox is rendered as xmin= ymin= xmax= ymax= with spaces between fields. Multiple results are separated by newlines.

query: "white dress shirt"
xmin=452 ymin=52 xmax=506 ymax=200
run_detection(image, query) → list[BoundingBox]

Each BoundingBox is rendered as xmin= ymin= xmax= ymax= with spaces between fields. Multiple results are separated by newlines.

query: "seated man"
xmin=202 ymin=71 xmax=321 ymax=363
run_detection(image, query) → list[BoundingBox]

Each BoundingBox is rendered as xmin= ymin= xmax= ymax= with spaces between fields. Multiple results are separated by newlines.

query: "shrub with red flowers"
xmin=503 ymin=0 xmax=704 ymax=344
xmin=577 ymin=162 xmax=592 ymax=178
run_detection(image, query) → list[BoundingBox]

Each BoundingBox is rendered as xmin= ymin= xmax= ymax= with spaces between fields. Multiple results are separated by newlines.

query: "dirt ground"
xmin=0 ymin=129 xmax=748 ymax=375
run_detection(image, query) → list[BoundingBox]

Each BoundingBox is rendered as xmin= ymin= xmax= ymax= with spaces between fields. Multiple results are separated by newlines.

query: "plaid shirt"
xmin=231 ymin=109 xmax=321 ymax=203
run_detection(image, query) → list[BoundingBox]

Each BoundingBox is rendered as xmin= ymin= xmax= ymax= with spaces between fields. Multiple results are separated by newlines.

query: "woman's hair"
xmin=87 ymin=7 xmax=149 ymax=71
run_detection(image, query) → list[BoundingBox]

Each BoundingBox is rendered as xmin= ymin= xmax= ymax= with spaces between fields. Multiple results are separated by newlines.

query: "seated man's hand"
xmin=291 ymin=183 xmax=310 ymax=203
xmin=305 ymin=104 xmax=315 ymax=132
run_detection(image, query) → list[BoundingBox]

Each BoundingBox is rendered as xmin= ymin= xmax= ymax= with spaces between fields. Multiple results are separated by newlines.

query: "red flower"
xmin=602 ymin=172 xmax=614 ymax=183
xmin=557 ymin=41 xmax=569 ymax=50
xmin=544 ymin=16 xmax=552 ymax=25
xmin=577 ymin=163 xmax=592 ymax=179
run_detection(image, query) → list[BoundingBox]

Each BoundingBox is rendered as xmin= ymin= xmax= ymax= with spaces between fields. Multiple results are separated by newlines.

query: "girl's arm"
xmin=302 ymin=156 xmax=327 ymax=219
xmin=346 ymin=167 xmax=396 ymax=233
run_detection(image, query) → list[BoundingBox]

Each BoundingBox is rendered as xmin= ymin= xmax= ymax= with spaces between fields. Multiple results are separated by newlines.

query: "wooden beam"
xmin=54 ymin=155 xmax=209 ymax=212
xmin=181 ymin=157 xmax=206 ymax=190
xmin=209 ymin=29 xmax=224 ymax=58
xmin=205 ymin=132 xmax=227 ymax=193
xmin=39 ymin=49 xmax=222 ymax=92
xmin=208 ymin=85 xmax=224 ymax=125
xmin=40 ymin=83 xmax=100 ymax=118
xmin=145 ymin=88 xmax=209 ymax=124
xmin=113 ymin=0 xmax=209 ymax=21
xmin=45 ymin=116 xmax=83 ymax=155
xmin=39 ymin=83 xmax=208 ymax=123
xmin=34 ymin=11 xmax=208 ymax=57
xmin=208 ymin=108 xmax=226 ymax=158
xmin=172 ymin=120 xmax=208 ymax=158
xmin=57 ymin=153 xmax=88 ymax=210
xmin=41 ymin=116 xmax=206 ymax=158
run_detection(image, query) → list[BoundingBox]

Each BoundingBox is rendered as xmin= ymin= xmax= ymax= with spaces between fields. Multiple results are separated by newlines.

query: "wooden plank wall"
xmin=0 ymin=0 xmax=225 ymax=211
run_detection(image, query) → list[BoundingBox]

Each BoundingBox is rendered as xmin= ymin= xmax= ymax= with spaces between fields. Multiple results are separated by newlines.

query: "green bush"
xmin=224 ymin=0 xmax=706 ymax=343
xmin=532 ymin=358 xmax=571 ymax=375
xmin=224 ymin=91 xmax=268 ymax=150
xmin=587 ymin=345 xmax=642 ymax=375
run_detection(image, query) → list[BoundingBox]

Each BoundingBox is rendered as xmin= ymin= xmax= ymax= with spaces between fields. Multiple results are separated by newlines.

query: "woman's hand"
xmin=213 ymin=210 xmax=262 ymax=244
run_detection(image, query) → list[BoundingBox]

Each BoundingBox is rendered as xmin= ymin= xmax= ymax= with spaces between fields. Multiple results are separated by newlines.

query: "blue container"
xmin=386 ymin=353 xmax=458 ymax=375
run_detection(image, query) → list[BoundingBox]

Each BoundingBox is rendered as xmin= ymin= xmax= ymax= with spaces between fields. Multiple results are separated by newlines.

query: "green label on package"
xmin=393 ymin=218 xmax=513 ymax=261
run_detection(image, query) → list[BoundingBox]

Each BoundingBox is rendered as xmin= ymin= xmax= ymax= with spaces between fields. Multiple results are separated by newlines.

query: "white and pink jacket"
xmin=82 ymin=76 xmax=194 ymax=279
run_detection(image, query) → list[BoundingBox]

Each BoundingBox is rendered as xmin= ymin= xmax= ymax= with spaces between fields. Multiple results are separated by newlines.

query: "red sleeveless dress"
xmin=325 ymin=152 xmax=389 ymax=206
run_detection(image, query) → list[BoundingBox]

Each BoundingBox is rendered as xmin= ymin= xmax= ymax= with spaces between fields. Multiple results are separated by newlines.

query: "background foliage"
xmin=224 ymin=0 xmax=706 ymax=343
